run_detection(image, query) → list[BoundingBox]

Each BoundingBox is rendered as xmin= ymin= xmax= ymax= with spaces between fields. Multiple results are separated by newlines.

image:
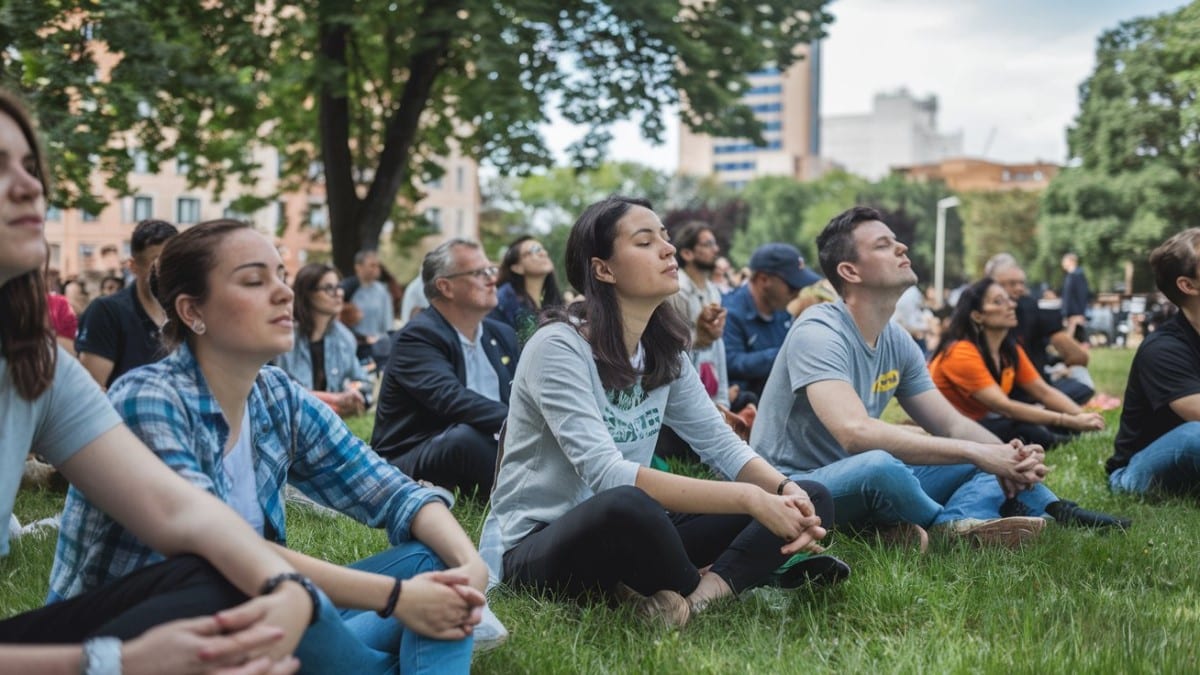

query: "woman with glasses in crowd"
xmin=491 ymin=236 xmax=563 ymax=344
xmin=276 ymin=262 xmax=373 ymax=417
xmin=0 ymin=91 xmax=312 ymax=673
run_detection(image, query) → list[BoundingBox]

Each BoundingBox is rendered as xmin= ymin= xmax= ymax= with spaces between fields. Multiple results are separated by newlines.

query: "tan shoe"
xmin=935 ymin=516 xmax=1045 ymax=548
xmin=614 ymin=583 xmax=691 ymax=629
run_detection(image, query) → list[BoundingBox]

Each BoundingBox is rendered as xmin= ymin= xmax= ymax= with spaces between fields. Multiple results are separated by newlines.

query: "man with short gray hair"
xmin=371 ymin=239 xmax=519 ymax=497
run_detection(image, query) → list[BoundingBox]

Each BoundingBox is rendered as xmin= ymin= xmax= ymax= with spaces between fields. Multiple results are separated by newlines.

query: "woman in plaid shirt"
xmin=51 ymin=220 xmax=491 ymax=674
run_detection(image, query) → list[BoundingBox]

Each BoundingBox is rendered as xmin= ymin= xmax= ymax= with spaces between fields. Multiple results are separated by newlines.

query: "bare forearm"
xmin=271 ymin=544 xmax=392 ymax=612
xmin=733 ymin=457 xmax=789 ymax=494
xmin=634 ymin=466 xmax=756 ymax=515
xmin=0 ymin=646 xmax=80 ymax=674
xmin=410 ymin=502 xmax=487 ymax=589
xmin=844 ymin=416 xmax=994 ymax=465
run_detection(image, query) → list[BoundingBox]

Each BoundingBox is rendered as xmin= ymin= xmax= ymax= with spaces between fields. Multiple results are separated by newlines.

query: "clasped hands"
xmin=751 ymin=484 xmax=828 ymax=556
xmin=992 ymin=438 xmax=1050 ymax=498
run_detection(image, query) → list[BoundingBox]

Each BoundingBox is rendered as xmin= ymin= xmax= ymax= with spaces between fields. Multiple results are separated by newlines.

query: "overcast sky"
xmin=540 ymin=0 xmax=1187 ymax=171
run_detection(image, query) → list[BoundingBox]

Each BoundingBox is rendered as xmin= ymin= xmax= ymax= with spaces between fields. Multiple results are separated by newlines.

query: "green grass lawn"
xmin=6 ymin=348 xmax=1199 ymax=672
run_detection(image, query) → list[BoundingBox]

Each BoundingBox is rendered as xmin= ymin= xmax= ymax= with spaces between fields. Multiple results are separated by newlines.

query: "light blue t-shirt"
xmin=353 ymin=281 xmax=394 ymax=340
xmin=750 ymin=300 xmax=934 ymax=474
xmin=0 ymin=346 xmax=120 ymax=556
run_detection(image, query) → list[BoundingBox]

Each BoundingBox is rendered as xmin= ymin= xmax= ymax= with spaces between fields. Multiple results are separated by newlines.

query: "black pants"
xmin=390 ymin=424 xmax=497 ymax=498
xmin=979 ymin=416 xmax=1063 ymax=450
xmin=0 ymin=555 xmax=247 ymax=642
xmin=502 ymin=482 xmax=833 ymax=599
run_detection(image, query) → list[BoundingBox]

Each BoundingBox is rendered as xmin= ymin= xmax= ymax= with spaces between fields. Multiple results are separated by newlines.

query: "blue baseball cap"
xmin=749 ymin=243 xmax=821 ymax=290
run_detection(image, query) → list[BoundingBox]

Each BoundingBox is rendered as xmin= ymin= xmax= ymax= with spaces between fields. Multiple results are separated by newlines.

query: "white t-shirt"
xmin=223 ymin=407 xmax=264 ymax=535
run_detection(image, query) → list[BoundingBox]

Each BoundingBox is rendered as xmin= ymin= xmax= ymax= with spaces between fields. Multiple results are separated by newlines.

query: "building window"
xmin=49 ymin=244 xmax=61 ymax=267
xmin=176 ymin=153 xmax=190 ymax=176
xmin=177 ymin=197 xmax=200 ymax=224
xmin=763 ymin=120 xmax=783 ymax=132
xmin=305 ymin=203 xmax=328 ymax=230
xmin=133 ymin=196 xmax=153 ymax=221
xmin=425 ymin=207 xmax=442 ymax=233
xmin=79 ymin=244 xmax=95 ymax=259
xmin=131 ymin=150 xmax=149 ymax=174
xmin=714 ymin=140 xmax=782 ymax=154
xmin=455 ymin=167 xmax=465 ymax=192
xmin=746 ymin=84 xmax=782 ymax=96
xmin=713 ymin=161 xmax=756 ymax=172
xmin=427 ymin=175 xmax=443 ymax=190
xmin=456 ymin=209 xmax=464 ymax=235
xmin=749 ymin=102 xmax=782 ymax=113
xmin=82 ymin=209 xmax=99 ymax=222
xmin=276 ymin=201 xmax=288 ymax=233
xmin=46 ymin=206 xmax=62 ymax=221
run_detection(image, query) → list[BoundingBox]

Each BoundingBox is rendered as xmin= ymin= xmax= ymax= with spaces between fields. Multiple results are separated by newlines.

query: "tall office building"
xmin=677 ymin=44 xmax=824 ymax=189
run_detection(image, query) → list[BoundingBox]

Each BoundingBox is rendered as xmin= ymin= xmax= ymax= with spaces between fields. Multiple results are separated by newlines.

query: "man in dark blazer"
xmin=372 ymin=239 xmax=519 ymax=497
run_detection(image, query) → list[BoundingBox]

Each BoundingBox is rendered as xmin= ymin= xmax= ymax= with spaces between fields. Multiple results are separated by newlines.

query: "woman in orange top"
xmin=929 ymin=278 xmax=1104 ymax=449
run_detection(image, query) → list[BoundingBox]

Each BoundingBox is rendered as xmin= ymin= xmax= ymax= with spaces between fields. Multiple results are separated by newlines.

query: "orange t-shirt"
xmin=928 ymin=340 xmax=1040 ymax=420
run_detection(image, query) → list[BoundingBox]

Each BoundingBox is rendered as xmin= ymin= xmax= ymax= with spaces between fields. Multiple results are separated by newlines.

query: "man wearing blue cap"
xmin=721 ymin=243 xmax=821 ymax=399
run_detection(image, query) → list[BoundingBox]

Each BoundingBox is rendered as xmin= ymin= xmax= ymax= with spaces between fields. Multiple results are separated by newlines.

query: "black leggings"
xmin=391 ymin=424 xmax=498 ymax=498
xmin=0 ymin=555 xmax=248 ymax=643
xmin=979 ymin=416 xmax=1063 ymax=450
xmin=502 ymin=481 xmax=833 ymax=599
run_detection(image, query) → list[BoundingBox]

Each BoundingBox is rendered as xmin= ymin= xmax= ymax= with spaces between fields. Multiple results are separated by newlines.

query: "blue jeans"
xmin=1109 ymin=421 xmax=1200 ymax=495
xmin=296 ymin=542 xmax=473 ymax=675
xmin=791 ymin=449 xmax=1058 ymax=529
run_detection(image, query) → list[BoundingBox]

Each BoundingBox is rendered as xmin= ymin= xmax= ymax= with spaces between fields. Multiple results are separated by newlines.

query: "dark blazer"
xmin=371 ymin=305 xmax=519 ymax=457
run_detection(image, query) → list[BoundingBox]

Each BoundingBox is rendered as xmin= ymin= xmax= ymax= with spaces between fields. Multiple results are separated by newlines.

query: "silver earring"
xmin=192 ymin=320 xmax=206 ymax=335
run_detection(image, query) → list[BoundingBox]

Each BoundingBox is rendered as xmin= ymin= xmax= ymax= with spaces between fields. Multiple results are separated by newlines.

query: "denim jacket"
xmin=275 ymin=320 xmax=372 ymax=394
xmin=49 ymin=342 xmax=439 ymax=599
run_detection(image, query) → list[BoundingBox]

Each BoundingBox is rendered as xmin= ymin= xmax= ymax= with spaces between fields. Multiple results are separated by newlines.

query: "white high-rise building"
xmin=822 ymin=89 xmax=963 ymax=180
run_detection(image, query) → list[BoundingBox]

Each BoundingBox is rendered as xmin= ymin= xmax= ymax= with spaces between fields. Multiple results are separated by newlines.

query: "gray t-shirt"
xmin=0 ymin=346 xmax=120 ymax=556
xmin=353 ymin=281 xmax=394 ymax=339
xmin=480 ymin=322 xmax=759 ymax=579
xmin=750 ymin=301 xmax=933 ymax=474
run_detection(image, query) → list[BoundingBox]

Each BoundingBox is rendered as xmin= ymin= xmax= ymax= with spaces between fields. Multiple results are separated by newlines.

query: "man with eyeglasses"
xmin=371 ymin=238 xmax=520 ymax=499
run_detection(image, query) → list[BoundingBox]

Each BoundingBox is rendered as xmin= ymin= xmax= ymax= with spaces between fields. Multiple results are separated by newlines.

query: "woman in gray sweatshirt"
xmin=482 ymin=196 xmax=847 ymax=628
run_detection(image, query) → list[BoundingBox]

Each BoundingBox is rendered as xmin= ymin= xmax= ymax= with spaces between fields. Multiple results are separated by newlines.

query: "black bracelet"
xmin=377 ymin=578 xmax=403 ymax=618
xmin=260 ymin=572 xmax=321 ymax=626
xmin=776 ymin=477 xmax=797 ymax=495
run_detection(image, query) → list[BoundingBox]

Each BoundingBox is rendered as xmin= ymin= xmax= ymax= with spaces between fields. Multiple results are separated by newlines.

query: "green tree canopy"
xmin=1038 ymin=1 xmax=1200 ymax=292
xmin=0 ymin=0 xmax=832 ymax=274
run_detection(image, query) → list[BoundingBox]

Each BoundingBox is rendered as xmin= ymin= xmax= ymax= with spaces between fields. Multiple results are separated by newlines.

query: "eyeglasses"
xmin=521 ymin=244 xmax=546 ymax=257
xmin=695 ymin=240 xmax=719 ymax=249
xmin=314 ymin=284 xmax=343 ymax=296
xmin=442 ymin=265 xmax=499 ymax=280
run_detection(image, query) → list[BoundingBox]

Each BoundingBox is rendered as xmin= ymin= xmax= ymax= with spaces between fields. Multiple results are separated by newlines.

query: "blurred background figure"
xmin=491 ymin=235 xmax=563 ymax=345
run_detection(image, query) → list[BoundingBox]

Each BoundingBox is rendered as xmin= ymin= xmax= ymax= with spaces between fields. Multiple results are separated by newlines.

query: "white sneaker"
xmin=473 ymin=603 xmax=509 ymax=653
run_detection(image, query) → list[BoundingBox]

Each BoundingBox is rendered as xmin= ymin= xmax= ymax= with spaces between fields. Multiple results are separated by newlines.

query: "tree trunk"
xmin=320 ymin=0 xmax=460 ymax=276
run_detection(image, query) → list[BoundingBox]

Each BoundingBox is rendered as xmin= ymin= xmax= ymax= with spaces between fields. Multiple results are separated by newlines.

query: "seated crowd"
xmin=9 ymin=84 xmax=1200 ymax=672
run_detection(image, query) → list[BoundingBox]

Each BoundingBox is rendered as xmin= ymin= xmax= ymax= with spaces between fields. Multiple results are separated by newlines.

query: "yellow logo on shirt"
xmin=872 ymin=369 xmax=900 ymax=393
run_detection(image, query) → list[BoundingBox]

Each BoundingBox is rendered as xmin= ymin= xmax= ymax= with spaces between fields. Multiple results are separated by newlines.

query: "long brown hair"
xmin=0 ymin=91 xmax=55 ymax=400
xmin=548 ymin=195 xmax=688 ymax=392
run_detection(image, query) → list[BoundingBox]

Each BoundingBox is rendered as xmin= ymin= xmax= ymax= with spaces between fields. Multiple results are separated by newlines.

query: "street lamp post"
xmin=934 ymin=196 xmax=960 ymax=308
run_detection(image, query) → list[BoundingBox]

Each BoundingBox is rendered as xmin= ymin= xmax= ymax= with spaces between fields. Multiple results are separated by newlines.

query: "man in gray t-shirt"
xmin=752 ymin=207 xmax=1067 ymax=548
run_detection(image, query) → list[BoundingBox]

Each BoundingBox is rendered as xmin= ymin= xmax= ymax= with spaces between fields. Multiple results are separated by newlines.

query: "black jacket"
xmin=371 ymin=306 xmax=519 ymax=457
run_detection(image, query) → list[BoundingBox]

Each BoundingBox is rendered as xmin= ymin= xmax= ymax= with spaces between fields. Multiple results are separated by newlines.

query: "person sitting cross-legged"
xmin=928 ymin=277 xmax=1106 ymax=451
xmin=751 ymin=207 xmax=1128 ymax=553
xmin=480 ymin=196 xmax=848 ymax=630
xmin=1108 ymin=228 xmax=1200 ymax=497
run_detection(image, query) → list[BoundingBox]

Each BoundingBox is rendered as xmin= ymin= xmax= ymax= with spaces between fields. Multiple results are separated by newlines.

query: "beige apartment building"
xmin=47 ymin=149 xmax=480 ymax=283
xmin=678 ymin=44 xmax=826 ymax=188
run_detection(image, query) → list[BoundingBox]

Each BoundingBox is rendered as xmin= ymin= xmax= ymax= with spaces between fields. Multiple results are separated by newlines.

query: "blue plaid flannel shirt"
xmin=49 ymin=342 xmax=439 ymax=599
